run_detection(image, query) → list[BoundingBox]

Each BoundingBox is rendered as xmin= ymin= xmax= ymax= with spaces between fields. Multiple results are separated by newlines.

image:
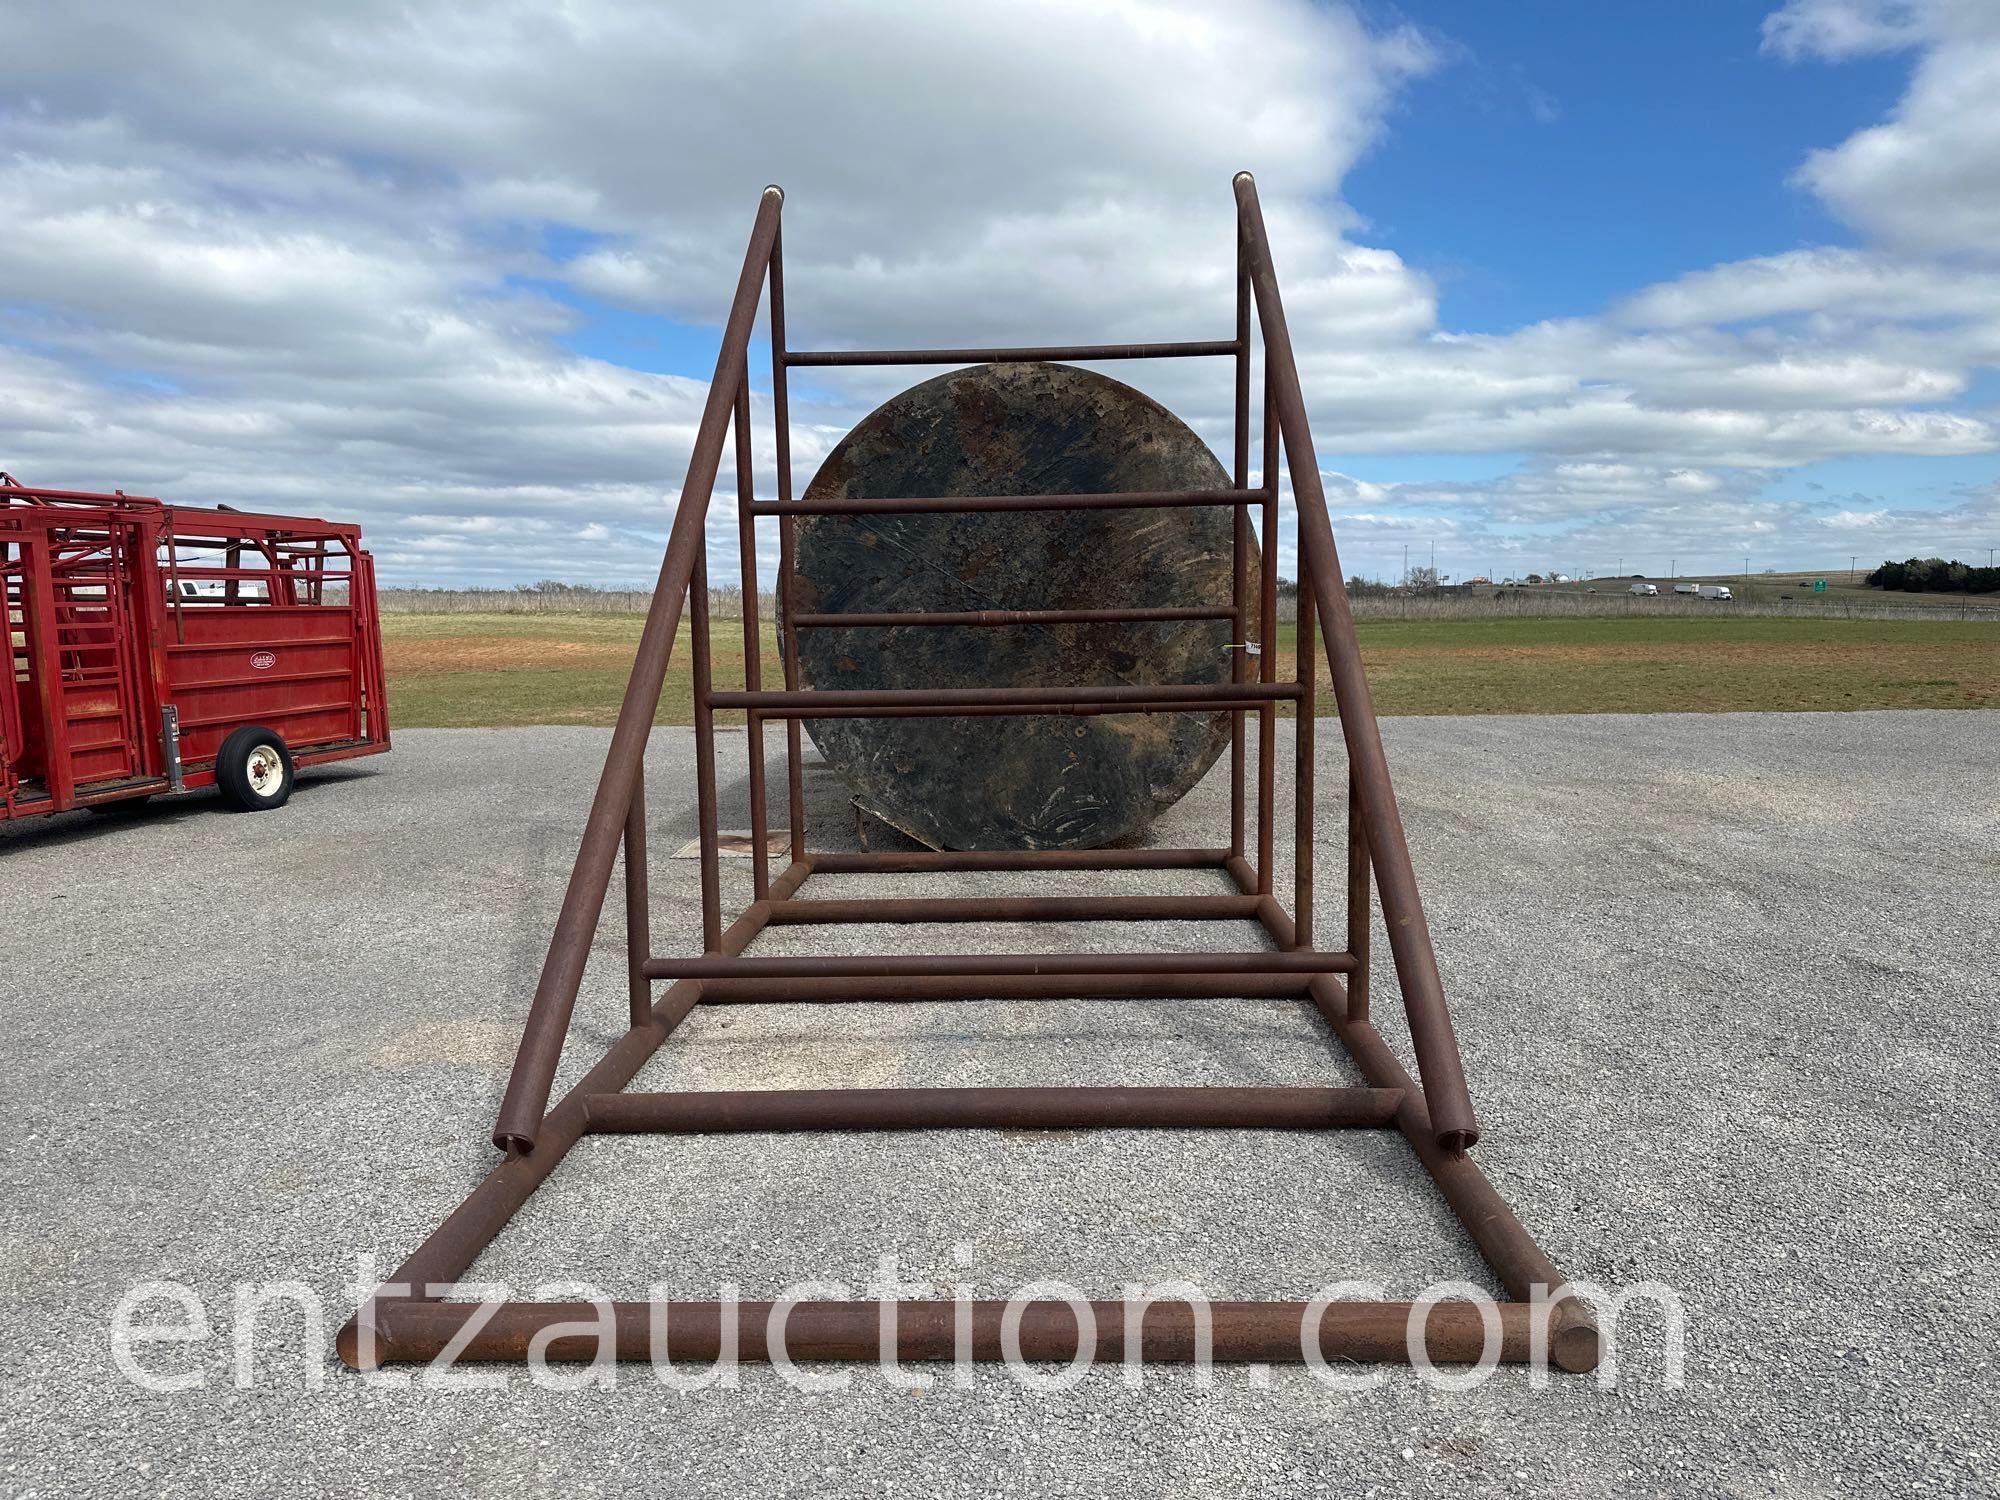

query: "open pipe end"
xmin=762 ymin=184 xmax=785 ymax=201
xmin=493 ymin=1130 xmax=534 ymax=1159
xmin=1233 ymin=170 xmax=1256 ymax=186
xmin=1436 ymin=1127 xmax=1479 ymax=1154
xmin=1549 ymin=1297 xmax=1602 ymax=1374
xmin=335 ymin=1313 xmax=382 ymax=1372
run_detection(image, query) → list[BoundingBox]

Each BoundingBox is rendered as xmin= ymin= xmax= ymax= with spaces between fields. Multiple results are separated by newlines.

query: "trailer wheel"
xmin=216 ymin=726 xmax=296 ymax=811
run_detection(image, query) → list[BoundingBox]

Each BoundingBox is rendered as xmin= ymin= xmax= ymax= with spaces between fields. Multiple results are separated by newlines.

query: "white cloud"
xmin=0 ymin=0 xmax=1993 ymax=586
xmin=1767 ymin=1 xmax=2000 ymax=257
xmin=1619 ymin=247 xmax=2000 ymax=328
xmin=2 ymin=0 xmax=1445 ymax=583
xmin=1761 ymin=1 xmax=1931 ymax=61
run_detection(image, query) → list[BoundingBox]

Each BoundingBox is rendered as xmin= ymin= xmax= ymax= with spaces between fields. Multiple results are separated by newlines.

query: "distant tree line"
xmin=1865 ymin=557 xmax=2000 ymax=595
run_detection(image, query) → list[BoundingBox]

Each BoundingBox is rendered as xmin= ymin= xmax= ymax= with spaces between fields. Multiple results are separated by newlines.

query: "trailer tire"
xmin=216 ymin=726 xmax=296 ymax=812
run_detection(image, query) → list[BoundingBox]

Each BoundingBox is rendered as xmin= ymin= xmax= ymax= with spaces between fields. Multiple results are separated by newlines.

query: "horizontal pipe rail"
xmin=347 ymin=1298 xmax=1553 ymax=1368
xmin=746 ymin=699 xmax=1281 ymax=721
xmin=712 ymin=683 xmax=1301 ymax=717
xmin=1235 ymin=171 xmax=1480 ymax=1153
xmin=791 ymin=606 xmax=1236 ymax=629
xmin=643 ymin=950 xmax=1357 ymax=980
xmin=809 ymin=847 xmax=1231 ymax=874
xmin=751 ymin=488 xmax=1263 ymax=516
xmin=585 ymin=1085 xmax=1403 ymax=1133
xmin=694 ymin=972 xmax=1314 ymax=1003
xmin=765 ymin=894 xmax=1261 ymax=925
xmin=785 ymin=339 xmax=1236 ymax=367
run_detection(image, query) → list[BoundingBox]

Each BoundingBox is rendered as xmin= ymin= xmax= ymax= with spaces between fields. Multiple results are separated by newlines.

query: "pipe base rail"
xmin=583 ymin=1085 xmax=1405 ymax=1133
xmin=342 ymin=176 xmax=1597 ymax=1376
xmin=345 ymin=1296 xmax=1600 ymax=1372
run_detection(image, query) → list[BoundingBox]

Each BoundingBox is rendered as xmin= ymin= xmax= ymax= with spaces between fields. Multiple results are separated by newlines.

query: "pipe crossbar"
xmin=808 ymin=847 xmax=1231 ymax=873
xmin=712 ymin=683 xmax=1303 ymax=717
xmin=641 ymin=950 xmax=1359 ymax=981
xmin=763 ymin=894 xmax=1259 ymax=924
xmin=584 ymin=1085 xmax=1404 ymax=1133
xmin=342 ymin=175 xmax=1596 ymax=1379
xmin=752 ymin=488 xmax=1263 ymax=516
xmin=785 ymin=339 xmax=1237 ymax=367
xmin=346 ymin=1298 xmax=1596 ymax=1371
xmin=791 ymin=606 xmax=1236 ymax=628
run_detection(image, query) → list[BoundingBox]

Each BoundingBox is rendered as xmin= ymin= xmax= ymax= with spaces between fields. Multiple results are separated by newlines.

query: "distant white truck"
xmin=1628 ymin=582 xmax=1659 ymax=596
xmin=1672 ymin=582 xmax=1701 ymax=596
xmin=1697 ymin=584 xmax=1733 ymax=601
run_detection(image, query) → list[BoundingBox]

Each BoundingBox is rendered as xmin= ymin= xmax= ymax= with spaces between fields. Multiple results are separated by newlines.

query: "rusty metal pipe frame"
xmin=490 ymin=186 xmax=783 ymax=1158
xmin=622 ymin=780 xmax=651 ymax=1029
xmin=693 ymin=972 xmax=1314 ymax=1003
xmin=786 ymin=339 xmax=1237 ymax=367
xmin=713 ymin=683 xmax=1302 ymax=715
xmin=1244 ymin=886 xmax=1600 ymax=1374
xmin=1230 ymin=224 xmax=1252 ymax=863
xmin=642 ymin=950 xmax=1358 ymax=981
xmin=1293 ymin=565 xmax=1317 ymax=950
xmin=764 ymin=894 xmax=1261 ymax=925
xmin=690 ymin=546 xmax=722 ymax=953
xmin=791 ymin=606 xmax=1235 ymax=629
xmin=754 ymin=488 xmax=1264 ymax=517
xmin=770 ymin=218 xmax=807 ymax=868
xmin=584 ymin=1085 xmax=1404 ymax=1133
xmin=344 ymin=927 xmax=1594 ymax=1372
xmin=734 ymin=376 xmax=770 ymax=902
xmin=1346 ymin=770 xmax=1371 ymax=1020
xmin=810 ymin=847 xmax=1230 ymax=874
xmin=369 ymin=180 xmax=1588 ymax=1379
xmin=748 ymin=698 xmax=1286 ymax=721
xmin=1235 ymin=171 xmax=1479 ymax=1153
xmin=1255 ymin=347 xmax=1280 ymax=898
xmin=353 ymin=1298 xmax=1560 ymax=1369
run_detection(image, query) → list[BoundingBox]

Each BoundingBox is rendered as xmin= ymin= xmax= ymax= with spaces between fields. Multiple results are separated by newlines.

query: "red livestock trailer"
xmin=1 ymin=476 xmax=389 ymax=820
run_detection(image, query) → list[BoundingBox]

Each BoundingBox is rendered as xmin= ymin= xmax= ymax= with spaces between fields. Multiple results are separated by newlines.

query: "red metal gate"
xmin=23 ymin=517 xmax=153 ymax=797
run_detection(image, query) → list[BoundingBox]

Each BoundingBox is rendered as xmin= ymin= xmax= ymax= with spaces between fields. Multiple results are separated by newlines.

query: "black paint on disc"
xmin=793 ymin=362 xmax=1251 ymax=851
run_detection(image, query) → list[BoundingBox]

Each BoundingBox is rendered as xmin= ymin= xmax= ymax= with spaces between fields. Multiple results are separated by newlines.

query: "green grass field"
xmin=381 ymin=612 xmax=1998 ymax=727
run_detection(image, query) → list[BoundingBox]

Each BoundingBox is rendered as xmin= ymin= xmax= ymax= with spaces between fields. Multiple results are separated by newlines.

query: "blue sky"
xmin=1349 ymin=3 xmax=1907 ymax=328
xmin=2 ymin=0 xmax=1996 ymax=586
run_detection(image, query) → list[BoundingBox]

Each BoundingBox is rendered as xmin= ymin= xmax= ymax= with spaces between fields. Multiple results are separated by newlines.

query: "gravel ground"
xmin=2 ymin=713 xmax=1995 ymax=1498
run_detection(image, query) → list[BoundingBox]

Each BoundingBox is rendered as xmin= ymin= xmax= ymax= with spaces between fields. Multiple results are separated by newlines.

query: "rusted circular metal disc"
xmin=793 ymin=361 xmax=1250 ymax=850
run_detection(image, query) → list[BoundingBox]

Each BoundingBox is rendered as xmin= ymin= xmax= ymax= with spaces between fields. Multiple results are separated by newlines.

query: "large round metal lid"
xmin=792 ymin=361 xmax=1249 ymax=850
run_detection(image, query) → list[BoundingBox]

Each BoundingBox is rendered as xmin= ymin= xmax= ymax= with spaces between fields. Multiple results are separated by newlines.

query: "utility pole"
xmin=1402 ymin=543 xmax=1408 ymax=586
xmin=1851 ymin=555 xmax=1857 ymax=580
